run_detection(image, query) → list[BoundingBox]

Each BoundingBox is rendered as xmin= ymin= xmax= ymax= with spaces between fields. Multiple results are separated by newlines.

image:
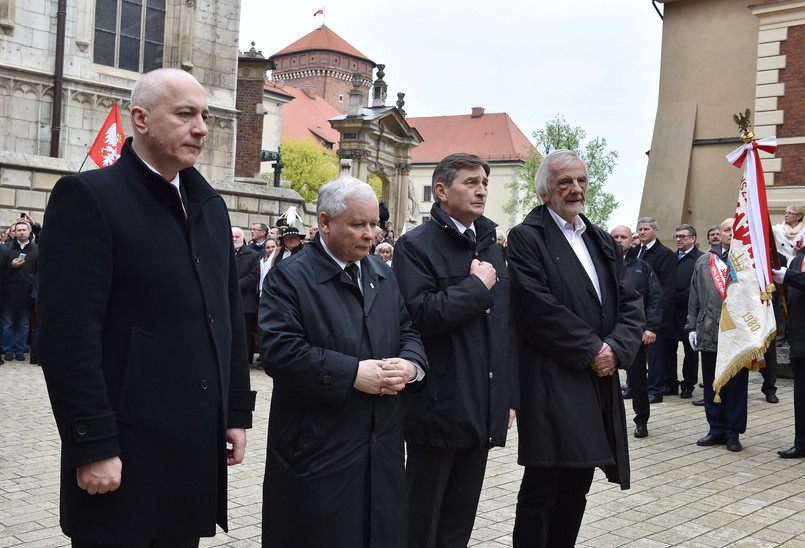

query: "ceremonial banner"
xmin=713 ymin=137 xmax=778 ymax=401
xmin=88 ymin=103 xmax=124 ymax=167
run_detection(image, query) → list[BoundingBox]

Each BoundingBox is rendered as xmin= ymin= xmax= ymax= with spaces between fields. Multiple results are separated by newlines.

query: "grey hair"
xmin=637 ymin=217 xmax=658 ymax=230
xmin=676 ymin=224 xmax=696 ymax=238
xmin=317 ymin=176 xmax=378 ymax=218
xmin=231 ymin=226 xmax=245 ymax=238
xmin=706 ymin=225 xmax=720 ymax=237
xmin=534 ymin=150 xmax=587 ymax=200
xmin=131 ymin=68 xmax=201 ymax=111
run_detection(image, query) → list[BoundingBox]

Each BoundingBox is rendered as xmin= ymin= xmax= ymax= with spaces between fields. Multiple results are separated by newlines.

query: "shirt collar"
xmin=447 ymin=215 xmax=476 ymax=236
xmin=546 ymin=206 xmax=585 ymax=235
xmin=320 ymin=236 xmax=361 ymax=274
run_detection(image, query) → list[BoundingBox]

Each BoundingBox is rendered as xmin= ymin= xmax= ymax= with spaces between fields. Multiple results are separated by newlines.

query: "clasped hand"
xmin=590 ymin=342 xmax=618 ymax=377
xmin=354 ymin=358 xmax=416 ymax=395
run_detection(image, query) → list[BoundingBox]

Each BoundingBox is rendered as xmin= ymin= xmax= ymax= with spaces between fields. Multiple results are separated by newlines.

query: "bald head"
xmin=610 ymin=225 xmax=632 ymax=254
xmin=720 ymin=218 xmax=734 ymax=251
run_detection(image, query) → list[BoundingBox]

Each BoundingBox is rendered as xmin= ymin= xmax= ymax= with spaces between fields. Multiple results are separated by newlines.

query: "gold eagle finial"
xmin=733 ymin=108 xmax=754 ymax=143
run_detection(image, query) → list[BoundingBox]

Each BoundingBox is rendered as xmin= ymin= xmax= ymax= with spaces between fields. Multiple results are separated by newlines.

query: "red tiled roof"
xmin=407 ymin=111 xmax=536 ymax=164
xmin=265 ymin=80 xmax=342 ymax=148
xmin=269 ymin=25 xmax=375 ymax=66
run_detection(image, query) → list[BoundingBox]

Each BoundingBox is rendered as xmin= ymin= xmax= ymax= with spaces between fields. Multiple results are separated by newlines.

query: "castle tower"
xmin=268 ymin=25 xmax=376 ymax=114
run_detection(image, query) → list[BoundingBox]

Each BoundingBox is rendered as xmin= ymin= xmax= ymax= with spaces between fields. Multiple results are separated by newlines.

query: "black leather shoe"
xmin=663 ymin=386 xmax=678 ymax=396
xmin=648 ymin=394 xmax=663 ymax=404
xmin=692 ymin=399 xmax=705 ymax=406
xmin=778 ymin=446 xmax=805 ymax=458
xmin=634 ymin=425 xmax=648 ymax=438
xmin=697 ymin=434 xmax=725 ymax=446
xmin=726 ymin=438 xmax=743 ymax=452
xmin=680 ymin=387 xmax=693 ymax=399
xmin=622 ymin=388 xmax=633 ymax=399
xmin=765 ymin=393 xmax=779 ymax=404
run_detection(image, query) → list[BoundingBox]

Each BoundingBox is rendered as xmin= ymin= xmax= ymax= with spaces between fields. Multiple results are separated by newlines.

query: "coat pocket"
xmin=116 ymin=327 xmax=157 ymax=425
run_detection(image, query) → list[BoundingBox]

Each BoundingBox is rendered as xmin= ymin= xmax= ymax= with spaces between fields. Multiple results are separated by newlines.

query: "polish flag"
xmin=88 ymin=103 xmax=124 ymax=167
xmin=313 ymin=6 xmax=324 ymax=16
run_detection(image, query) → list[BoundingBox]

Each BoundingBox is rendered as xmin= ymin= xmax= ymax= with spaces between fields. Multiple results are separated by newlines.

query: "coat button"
xmin=194 ymin=253 xmax=200 ymax=264
xmin=486 ymin=309 xmax=491 ymax=314
xmin=371 ymin=434 xmax=378 ymax=443
xmin=208 ymin=313 xmax=214 ymax=324
xmin=322 ymin=374 xmax=332 ymax=384
xmin=76 ymin=424 xmax=88 ymax=436
xmin=200 ymin=379 xmax=209 ymax=390
xmin=489 ymin=372 xmax=494 ymax=379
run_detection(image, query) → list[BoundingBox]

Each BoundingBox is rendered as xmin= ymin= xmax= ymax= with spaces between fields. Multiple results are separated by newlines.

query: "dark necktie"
xmin=638 ymin=245 xmax=646 ymax=259
xmin=345 ymin=263 xmax=361 ymax=293
xmin=465 ymin=228 xmax=476 ymax=248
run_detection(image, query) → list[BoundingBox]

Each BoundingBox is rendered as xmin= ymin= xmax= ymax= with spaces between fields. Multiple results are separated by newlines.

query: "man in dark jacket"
xmin=661 ymin=224 xmax=704 ymax=399
xmin=507 ymin=150 xmax=644 ymax=547
xmin=232 ymin=227 xmax=260 ymax=364
xmin=2 ymin=221 xmax=38 ymax=361
xmin=611 ymin=225 xmax=663 ymax=438
xmin=629 ymin=216 xmax=676 ymax=403
xmin=259 ymin=176 xmax=427 ymax=548
xmin=38 ymin=68 xmax=256 ymax=546
xmin=393 ymin=153 xmax=517 ymax=548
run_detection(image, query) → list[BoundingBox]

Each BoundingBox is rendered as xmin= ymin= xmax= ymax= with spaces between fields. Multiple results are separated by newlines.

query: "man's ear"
xmin=130 ymin=106 xmax=148 ymax=136
xmin=319 ymin=211 xmax=331 ymax=234
xmin=434 ymin=182 xmax=447 ymax=203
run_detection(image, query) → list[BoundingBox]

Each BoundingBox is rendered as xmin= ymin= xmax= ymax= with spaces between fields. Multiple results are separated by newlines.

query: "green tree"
xmin=265 ymin=138 xmax=384 ymax=203
xmin=505 ymin=115 xmax=619 ymax=229
xmin=267 ymin=138 xmax=340 ymax=202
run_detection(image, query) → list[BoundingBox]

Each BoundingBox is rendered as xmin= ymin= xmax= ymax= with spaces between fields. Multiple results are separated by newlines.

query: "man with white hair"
xmin=507 ymin=149 xmax=643 ymax=547
xmin=259 ymin=176 xmax=426 ymax=547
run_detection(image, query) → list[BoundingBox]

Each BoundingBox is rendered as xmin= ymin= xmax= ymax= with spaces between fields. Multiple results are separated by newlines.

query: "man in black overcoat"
xmin=259 ymin=176 xmax=427 ymax=547
xmin=629 ymin=216 xmax=676 ymax=403
xmin=507 ymin=150 xmax=644 ymax=547
xmin=660 ymin=224 xmax=703 ymax=399
xmin=232 ymin=226 xmax=260 ymax=364
xmin=38 ymin=68 xmax=256 ymax=546
xmin=393 ymin=153 xmax=517 ymax=548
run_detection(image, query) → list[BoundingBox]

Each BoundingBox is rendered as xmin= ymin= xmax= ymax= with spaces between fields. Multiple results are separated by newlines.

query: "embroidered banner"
xmin=713 ymin=137 xmax=778 ymax=401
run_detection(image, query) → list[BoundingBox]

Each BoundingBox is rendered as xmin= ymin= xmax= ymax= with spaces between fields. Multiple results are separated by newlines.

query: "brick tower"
xmin=268 ymin=25 xmax=376 ymax=114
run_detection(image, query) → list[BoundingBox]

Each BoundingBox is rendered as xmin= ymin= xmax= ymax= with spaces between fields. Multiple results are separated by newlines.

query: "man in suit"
xmin=38 ymin=68 xmax=256 ymax=546
xmin=393 ymin=152 xmax=517 ymax=548
xmin=247 ymin=222 xmax=268 ymax=252
xmin=630 ymin=216 xmax=676 ymax=403
xmin=611 ymin=225 xmax=663 ymax=438
xmin=259 ymin=176 xmax=427 ymax=547
xmin=661 ymin=224 xmax=703 ymax=399
xmin=687 ymin=218 xmax=747 ymax=452
xmin=507 ymin=150 xmax=644 ymax=547
xmin=232 ymin=227 xmax=260 ymax=364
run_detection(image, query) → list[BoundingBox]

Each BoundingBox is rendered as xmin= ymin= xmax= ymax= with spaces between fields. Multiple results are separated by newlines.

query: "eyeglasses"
xmin=785 ymin=211 xmax=797 ymax=216
xmin=673 ymin=234 xmax=692 ymax=239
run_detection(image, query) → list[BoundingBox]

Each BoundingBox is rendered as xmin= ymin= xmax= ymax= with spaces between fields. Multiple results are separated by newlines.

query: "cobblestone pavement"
xmin=2 ymin=359 xmax=805 ymax=547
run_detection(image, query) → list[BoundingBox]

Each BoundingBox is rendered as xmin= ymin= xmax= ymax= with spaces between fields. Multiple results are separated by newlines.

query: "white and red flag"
xmin=313 ymin=6 xmax=324 ymax=17
xmin=713 ymin=136 xmax=778 ymax=401
xmin=88 ymin=103 xmax=124 ymax=167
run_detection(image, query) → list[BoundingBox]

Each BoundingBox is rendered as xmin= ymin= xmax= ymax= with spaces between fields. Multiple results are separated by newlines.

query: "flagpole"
xmin=77 ymin=154 xmax=89 ymax=173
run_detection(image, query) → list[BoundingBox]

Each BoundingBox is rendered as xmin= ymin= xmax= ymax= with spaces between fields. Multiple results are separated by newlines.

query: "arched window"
xmin=94 ymin=0 xmax=165 ymax=73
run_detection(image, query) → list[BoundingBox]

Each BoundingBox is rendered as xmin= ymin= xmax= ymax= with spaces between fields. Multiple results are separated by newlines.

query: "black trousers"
xmin=792 ymin=356 xmax=805 ymax=447
xmin=512 ymin=466 xmax=595 ymax=548
xmin=661 ymin=335 xmax=699 ymax=392
xmin=626 ymin=343 xmax=650 ymax=426
xmin=244 ymin=312 xmax=257 ymax=363
xmin=406 ymin=443 xmax=488 ymax=548
xmin=72 ymin=539 xmax=199 ymax=548
xmin=761 ymin=345 xmax=778 ymax=394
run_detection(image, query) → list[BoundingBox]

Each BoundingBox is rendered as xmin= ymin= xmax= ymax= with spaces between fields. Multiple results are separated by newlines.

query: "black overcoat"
xmin=259 ymin=237 xmax=427 ymax=547
xmin=393 ymin=203 xmax=517 ymax=448
xmin=38 ymin=140 xmax=255 ymax=543
xmin=785 ymin=253 xmax=805 ymax=359
xmin=507 ymin=206 xmax=643 ymax=489
xmin=3 ymin=238 xmax=37 ymax=310
xmin=664 ymin=246 xmax=704 ymax=339
xmin=235 ymin=245 xmax=260 ymax=314
xmin=629 ymin=238 xmax=676 ymax=330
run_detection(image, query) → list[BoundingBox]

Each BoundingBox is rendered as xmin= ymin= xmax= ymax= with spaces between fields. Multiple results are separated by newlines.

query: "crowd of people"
xmin=24 ymin=67 xmax=805 ymax=548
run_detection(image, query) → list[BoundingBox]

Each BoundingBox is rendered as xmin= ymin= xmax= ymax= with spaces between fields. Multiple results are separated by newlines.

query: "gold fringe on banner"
xmin=713 ymin=329 xmax=776 ymax=403
xmin=720 ymin=300 xmax=736 ymax=331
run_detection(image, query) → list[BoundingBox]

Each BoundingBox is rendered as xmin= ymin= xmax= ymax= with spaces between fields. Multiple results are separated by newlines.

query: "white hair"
xmin=317 ymin=176 xmax=378 ymax=218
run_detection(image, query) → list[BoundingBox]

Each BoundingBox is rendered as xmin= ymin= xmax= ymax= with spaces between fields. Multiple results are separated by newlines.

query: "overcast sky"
xmin=239 ymin=0 xmax=665 ymax=230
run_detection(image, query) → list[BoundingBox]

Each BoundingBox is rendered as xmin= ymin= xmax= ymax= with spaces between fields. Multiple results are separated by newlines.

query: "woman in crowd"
xmin=773 ymin=205 xmax=805 ymax=263
xmin=375 ymin=242 xmax=393 ymax=267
